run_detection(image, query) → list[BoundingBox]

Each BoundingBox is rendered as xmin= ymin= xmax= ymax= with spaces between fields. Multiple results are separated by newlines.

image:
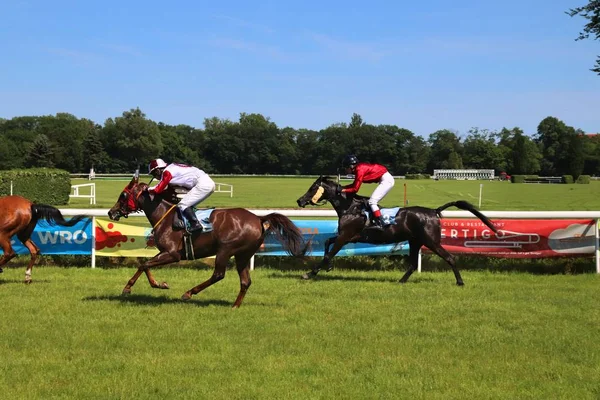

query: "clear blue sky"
xmin=1 ymin=0 xmax=599 ymax=137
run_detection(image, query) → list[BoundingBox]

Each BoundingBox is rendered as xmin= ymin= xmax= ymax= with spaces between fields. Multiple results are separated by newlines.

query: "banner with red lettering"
xmin=436 ymin=219 xmax=597 ymax=257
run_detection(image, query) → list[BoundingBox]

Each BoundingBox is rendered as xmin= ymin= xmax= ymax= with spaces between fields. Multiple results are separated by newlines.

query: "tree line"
xmin=0 ymin=108 xmax=598 ymax=177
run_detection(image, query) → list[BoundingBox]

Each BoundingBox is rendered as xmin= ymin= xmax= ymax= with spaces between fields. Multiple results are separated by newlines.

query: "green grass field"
xmin=0 ymin=267 xmax=599 ymax=399
xmin=68 ymin=177 xmax=600 ymax=211
xmin=1 ymin=177 xmax=597 ymax=399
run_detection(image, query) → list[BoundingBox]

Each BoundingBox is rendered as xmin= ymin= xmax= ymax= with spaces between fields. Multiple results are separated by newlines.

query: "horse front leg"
xmin=122 ymin=251 xmax=181 ymax=294
xmin=302 ymin=236 xmax=351 ymax=279
xmin=303 ymin=235 xmax=337 ymax=279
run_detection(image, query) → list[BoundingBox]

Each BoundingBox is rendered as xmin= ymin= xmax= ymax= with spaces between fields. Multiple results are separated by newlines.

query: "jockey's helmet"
xmin=148 ymin=158 xmax=167 ymax=174
xmin=342 ymin=154 xmax=359 ymax=168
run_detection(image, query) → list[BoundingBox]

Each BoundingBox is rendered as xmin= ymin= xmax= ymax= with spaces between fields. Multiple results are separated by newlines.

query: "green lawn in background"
xmin=67 ymin=177 xmax=600 ymax=211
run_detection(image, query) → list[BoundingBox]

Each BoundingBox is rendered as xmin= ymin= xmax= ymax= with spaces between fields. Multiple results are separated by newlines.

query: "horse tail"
xmin=261 ymin=213 xmax=310 ymax=257
xmin=435 ymin=200 xmax=498 ymax=233
xmin=31 ymin=204 xmax=88 ymax=227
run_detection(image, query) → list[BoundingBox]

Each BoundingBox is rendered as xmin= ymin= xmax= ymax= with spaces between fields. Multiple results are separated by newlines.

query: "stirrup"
xmin=187 ymin=223 xmax=203 ymax=233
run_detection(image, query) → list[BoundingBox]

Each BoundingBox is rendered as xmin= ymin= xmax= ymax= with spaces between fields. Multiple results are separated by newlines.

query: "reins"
xmin=152 ymin=204 xmax=177 ymax=232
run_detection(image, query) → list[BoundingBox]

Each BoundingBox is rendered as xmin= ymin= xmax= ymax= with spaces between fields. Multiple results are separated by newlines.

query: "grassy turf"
xmin=0 ymin=267 xmax=599 ymax=399
xmin=68 ymin=177 xmax=600 ymax=211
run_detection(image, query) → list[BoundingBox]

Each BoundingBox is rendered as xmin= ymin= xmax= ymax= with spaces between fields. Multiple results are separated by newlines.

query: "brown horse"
xmin=108 ymin=176 xmax=309 ymax=308
xmin=0 ymin=195 xmax=87 ymax=283
xmin=296 ymin=176 xmax=499 ymax=285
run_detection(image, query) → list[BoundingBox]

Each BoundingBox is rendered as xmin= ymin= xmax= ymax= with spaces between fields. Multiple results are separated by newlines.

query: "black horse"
xmin=296 ymin=176 xmax=499 ymax=285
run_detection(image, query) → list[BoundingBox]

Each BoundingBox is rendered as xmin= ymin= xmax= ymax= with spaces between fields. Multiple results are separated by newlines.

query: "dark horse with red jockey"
xmin=296 ymin=176 xmax=498 ymax=285
xmin=0 ymin=195 xmax=87 ymax=283
xmin=108 ymin=176 xmax=309 ymax=308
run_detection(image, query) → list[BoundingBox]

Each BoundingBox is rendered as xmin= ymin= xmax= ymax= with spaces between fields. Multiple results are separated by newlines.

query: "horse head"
xmin=296 ymin=176 xmax=341 ymax=207
xmin=108 ymin=176 xmax=148 ymax=220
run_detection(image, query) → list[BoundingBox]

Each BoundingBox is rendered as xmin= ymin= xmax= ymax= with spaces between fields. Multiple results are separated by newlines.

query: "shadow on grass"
xmin=82 ymin=294 xmax=233 ymax=308
xmin=0 ymin=278 xmax=51 ymax=285
xmin=266 ymin=271 xmax=435 ymax=284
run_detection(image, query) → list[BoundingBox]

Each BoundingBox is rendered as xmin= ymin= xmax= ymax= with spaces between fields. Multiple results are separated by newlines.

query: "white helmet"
xmin=148 ymin=158 xmax=167 ymax=174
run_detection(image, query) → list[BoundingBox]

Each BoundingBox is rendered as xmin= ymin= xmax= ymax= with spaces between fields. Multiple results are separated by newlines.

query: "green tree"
xmin=511 ymin=131 xmax=542 ymax=174
xmin=204 ymin=117 xmax=244 ymax=174
xmin=100 ymin=108 xmax=163 ymax=172
xmin=462 ymin=128 xmax=504 ymax=170
xmin=567 ymin=1 xmax=600 ymax=74
xmin=25 ymin=134 xmax=54 ymax=167
xmin=427 ymin=129 xmax=463 ymax=172
xmin=82 ymin=129 xmax=108 ymax=172
xmin=535 ymin=116 xmax=580 ymax=176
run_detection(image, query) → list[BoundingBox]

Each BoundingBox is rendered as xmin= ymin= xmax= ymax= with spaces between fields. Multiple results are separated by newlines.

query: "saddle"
xmin=165 ymin=186 xmax=214 ymax=233
xmin=352 ymin=197 xmax=400 ymax=227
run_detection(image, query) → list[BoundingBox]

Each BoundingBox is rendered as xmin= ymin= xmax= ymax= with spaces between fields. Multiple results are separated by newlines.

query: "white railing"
xmin=69 ymin=183 xmax=96 ymax=205
xmin=215 ymin=182 xmax=233 ymax=198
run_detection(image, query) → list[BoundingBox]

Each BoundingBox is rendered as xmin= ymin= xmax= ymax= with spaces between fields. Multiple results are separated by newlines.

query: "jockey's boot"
xmin=172 ymin=208 xmax=186 ymax=230
xmin=182 ymin=207 xmax=203 ymax=233
xmin=373 ymin=215 xmax=385 ymax=229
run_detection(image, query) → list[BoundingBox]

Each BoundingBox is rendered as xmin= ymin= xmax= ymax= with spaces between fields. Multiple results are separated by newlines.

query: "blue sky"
xmin=1 ymin=0 xmax=599 ymax=137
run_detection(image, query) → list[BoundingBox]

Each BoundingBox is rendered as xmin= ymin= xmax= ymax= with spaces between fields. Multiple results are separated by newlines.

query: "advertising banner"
xmin=95 ymin=219 xmax=159 ymax=257
xmin=438 ymin=219 xmax=597 ymax=257
xmin=258 ymin=220 xmax=409 ymax=256
xmin=4 ymin=218 xmax=93 ymax=255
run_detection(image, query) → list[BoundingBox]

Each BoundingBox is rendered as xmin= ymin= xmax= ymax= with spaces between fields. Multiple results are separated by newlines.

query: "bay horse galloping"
xmin=296 ymin=176 xmax=499 ymax=285
xmin=0 ymin=195 xmax=87 ymax=283
xmin=108 ymin=176 xmax=309 ymax=308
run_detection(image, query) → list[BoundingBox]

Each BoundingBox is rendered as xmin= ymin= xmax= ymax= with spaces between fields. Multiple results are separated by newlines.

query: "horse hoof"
xmin=302 ymin=272 xmax=313 ymax=280
xmin=122 ymin=288 xmax=131 ymax=295
xmin=24 ymin=279 xmax=32 ymax=285
xmin=160 ymin=282 xmax=169 ymax=289
xmin=181 ymin=293 xmax=192 ymax=301
xmin=457 ymin=282 xmax=465 ymax=286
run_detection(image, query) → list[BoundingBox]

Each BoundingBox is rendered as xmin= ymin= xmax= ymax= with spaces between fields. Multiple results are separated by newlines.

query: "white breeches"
xmin=177 ymin=174 xmax=216 ymax=210
xmin=368 ymin=172 xmax=395 ymax=212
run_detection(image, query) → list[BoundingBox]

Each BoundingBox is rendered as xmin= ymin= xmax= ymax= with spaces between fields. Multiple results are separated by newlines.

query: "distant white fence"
xmin=434 ymin=169 xmax=495 ymax=180
xmin=69 ymin=183 xmax=96 ymax=205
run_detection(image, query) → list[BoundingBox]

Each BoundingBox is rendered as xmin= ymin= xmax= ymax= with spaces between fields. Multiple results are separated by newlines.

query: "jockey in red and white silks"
xmin=148 ymin=159 xmax=215 ymax=232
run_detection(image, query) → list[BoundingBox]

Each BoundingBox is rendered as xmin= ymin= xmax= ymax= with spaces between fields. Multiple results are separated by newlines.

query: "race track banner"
xmin=95 ymin=219 xmax=159 ymax=257
xmin=5 ymin=218 xmax=93 ymax=255
xmin=438 ymin=219 xmax=597 ymax=257
xmin=258 ymin=220 xmax=409 ymax=257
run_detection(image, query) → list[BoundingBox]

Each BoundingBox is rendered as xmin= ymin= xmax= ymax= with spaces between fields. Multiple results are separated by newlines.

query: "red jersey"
xmin=342 ymin=163 xmax=388 ymax=193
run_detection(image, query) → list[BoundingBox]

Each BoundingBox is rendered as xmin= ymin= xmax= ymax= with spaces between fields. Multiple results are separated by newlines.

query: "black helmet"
xmin=342 ymin=154 xmax=359 ymax=168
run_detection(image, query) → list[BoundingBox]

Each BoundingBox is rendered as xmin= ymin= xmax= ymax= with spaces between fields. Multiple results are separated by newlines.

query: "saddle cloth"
xmin=362 ymin=207 xmax=401 ymax=226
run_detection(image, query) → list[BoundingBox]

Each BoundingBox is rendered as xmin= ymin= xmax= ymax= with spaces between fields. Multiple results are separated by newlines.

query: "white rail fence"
xmin=59 ymin=209 xmax=600 ymax=273
xmin=69 ymin=183 xmax=96 ymax=205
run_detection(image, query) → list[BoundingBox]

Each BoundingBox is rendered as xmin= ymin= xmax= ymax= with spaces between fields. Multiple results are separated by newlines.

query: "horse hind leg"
xmin=181 ymin=250 xmax=228 ymax=301
xmin=21 ymin=239 xmax=40 ymax=284
xmin=15 ymin=223 xmax=39 ymax=283
xmin=425 ymin=241 xmax=463 ymax=286
xmin=0 ymin=234 xmax=19 ymax=273
xmin=231 ymin=252 xmax=253 ymax=309
xmin=399 ymin=239 xmax=421 ymax=284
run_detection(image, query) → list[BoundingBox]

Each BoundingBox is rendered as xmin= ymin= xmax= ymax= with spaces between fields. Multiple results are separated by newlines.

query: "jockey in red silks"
xmin=340 ymin=154 xmax=395 ymax=229
xmin=147 ymin=158 xmax=216 ymax=232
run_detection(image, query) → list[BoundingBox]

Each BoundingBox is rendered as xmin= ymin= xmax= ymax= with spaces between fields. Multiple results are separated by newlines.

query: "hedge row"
xmin=405 ymin=174 xmax=431 ymax=180
xmin=0 ymin=168 xmax=72 ymax=204
xmin=510 ymin=175 xmax=591 ymax=184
